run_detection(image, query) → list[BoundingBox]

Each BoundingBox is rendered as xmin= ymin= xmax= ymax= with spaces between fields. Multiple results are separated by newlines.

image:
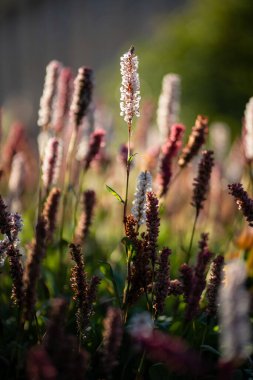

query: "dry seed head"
xmin=6 ymin=244 xmax=24 ymax=308
xmin=206 ymin=255 xmax=224 ymax=316
xmin=0 ymin=239 xmax=8 ymax=267
xmin=120 ymin=46 xmax=141 ymax=124
xmin=153 ymin=247 xmax=171 ymax=317
xmin=74 ymin=190 xmax=96 ymax=245
xmin=42 ymin=187 xmax=61 ymax=242
xmin=191 ymin=150 xmax=214 ymax=215
xmin=145 ymin=191 xmax=160 ymax=265
xmin=178 ymin=115 xmax=208 ymax=167
xmin=70 ymin=67 xmax=93 ymax=130
xmin=228 ymin=183 xmax=253 ymax=226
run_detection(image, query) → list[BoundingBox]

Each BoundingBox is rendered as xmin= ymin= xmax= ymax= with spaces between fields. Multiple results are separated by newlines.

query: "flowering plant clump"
xmin=0 ymin=47 xmax=253 ymax=380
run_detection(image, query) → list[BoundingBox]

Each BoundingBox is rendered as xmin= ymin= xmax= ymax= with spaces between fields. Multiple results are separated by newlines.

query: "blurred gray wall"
xmin=0 ymin=0 xmax=186 ymax=127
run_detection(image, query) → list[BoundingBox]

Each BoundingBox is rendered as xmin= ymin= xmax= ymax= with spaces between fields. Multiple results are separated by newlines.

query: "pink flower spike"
xmin=157 ymin=123 xmax=185 ymax=197
xmin=84 ymin=129 xmax=106 ymax=171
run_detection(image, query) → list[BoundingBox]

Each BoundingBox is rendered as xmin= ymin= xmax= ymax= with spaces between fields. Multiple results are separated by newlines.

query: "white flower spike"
xmin=120 ymin=46 xmax=141 ymax=124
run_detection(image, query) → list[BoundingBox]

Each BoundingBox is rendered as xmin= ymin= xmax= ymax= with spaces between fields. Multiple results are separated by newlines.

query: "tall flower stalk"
xmin=74 ymin=129 xmax=105 ymax=227
xmin=37 ymin=60 xmax=62 ymax=130
xmin=53 ymin=67 xmax=73 ymax=134
xmin=42 ymin=137 xmax=63 ymax=194
xmin=187 ymin=150 xmax=214 ymax=262
xmin=36 ymin=60 xmax=61 ymax=226
xmin=185 ymin=233 xmax=212 ymax=321
xmin=42 ymin=187 xmax=61 ymax=243
xmin=206 ymin=255 xmax=224 ymax=317
xmin=74 ymin=190 xmax=96 ymax=245
xmin=120 ymin=46 xmax=141 ymax=228
xmin=69 ymin=243 xmax=100 ymax=342
xmin=178 ymin=115 xmax=208 ymax=168
xmin=23 ymin=216 xmax=47 ymax=322
xmin=59 ymin=67 xmax=93 ymax=265
xmin=153 ymin=247 xmax=171 ymax=318
xmin=63 ymin=65 xmax=93 ymax=196
xmin=0 ymin=197 xmax=24 ymax=312
xmin=156 ymin=74 xmax=181 ymax=141
xmin=157 ymin=123 xmax=185 ymax=197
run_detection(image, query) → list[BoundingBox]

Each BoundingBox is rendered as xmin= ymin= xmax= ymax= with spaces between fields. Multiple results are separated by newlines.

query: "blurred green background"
xmin=101 ymin=0 xmax=253 ymax=135
xmin=1 ymin=0 xmax=253 ymax=135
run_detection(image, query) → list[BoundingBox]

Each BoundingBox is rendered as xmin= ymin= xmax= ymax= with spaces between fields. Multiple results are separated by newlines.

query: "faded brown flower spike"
xmin=178 ymin=115 xmax=208 ymax=168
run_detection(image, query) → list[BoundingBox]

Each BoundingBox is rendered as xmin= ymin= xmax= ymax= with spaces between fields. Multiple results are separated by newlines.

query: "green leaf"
xmin=156 ymin=316 xmax=173 ymax=330
xmin=106 ymin=185 xmax=125 ymax=204
xmin=98 ymin=260 xmax=122 ymax=308
xmin=200 ymin=345 xmax=220 ymax=356
xmin=128 ymin=152 xmax=138 ymax=164
xmin=121 ymin=237 xmax=138 ymax=259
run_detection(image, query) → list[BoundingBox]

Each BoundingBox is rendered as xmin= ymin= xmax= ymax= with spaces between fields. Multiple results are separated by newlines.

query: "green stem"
xmin=151 ymin=263 xmax=155 ymax=319
xmin=73 ymin=167 xmax=87 ymax=235
xmin=59 ymin=129 xmax=77 ymax=236
xmin=144 ymin=288 xmax=151 ymax=312
xmin=36 ymin=157 xmax=44 ymax=220
xmin=182 ymin=320 xmax=191 ymax=338
xmin=201 ymin=323 xmax=208 ymax=346
xmin=34 ymin=313 xmax=42 ymax=344
xmin=248 ymin=161 xmax=253 ymax=193
xmin=122 ymin=122 xmax=132 ymax=321
xmin=122 ymin=255 xmax=131 ymax=322
xmin=136 ymin=350 xmax=146 ymax=379
xmin=58 ymin=129 xmax=78 ymax=274
xmin=123 ymin=123 xmax=132 ymax=229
